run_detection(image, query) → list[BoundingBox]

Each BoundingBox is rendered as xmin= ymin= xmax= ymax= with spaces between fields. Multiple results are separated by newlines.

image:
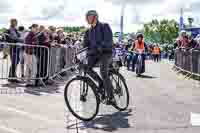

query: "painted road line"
xmin=0 ymin=125 xmax=23 ymax=133
xmin=0 ymin=105 xmax=60 ymax=125
xmin=191 ymin=112 xmax=200 ymax=126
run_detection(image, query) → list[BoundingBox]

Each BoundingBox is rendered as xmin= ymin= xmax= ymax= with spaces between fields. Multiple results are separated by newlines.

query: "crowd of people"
xmin=174 ymin=30 xmax=200 ymax=49
xmin=0 ymin=18 xmax=83 ymax=86
xmin=2 ymin=18 xmax=198 ymax=87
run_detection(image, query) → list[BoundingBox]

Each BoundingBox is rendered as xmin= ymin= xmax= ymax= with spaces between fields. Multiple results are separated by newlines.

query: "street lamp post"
xmin=119 ymin=4 xmax=125 ymax=45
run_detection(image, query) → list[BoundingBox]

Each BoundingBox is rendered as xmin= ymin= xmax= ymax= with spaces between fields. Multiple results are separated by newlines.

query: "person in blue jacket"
xmin=83 ymin=10 xmax=115 ymax=105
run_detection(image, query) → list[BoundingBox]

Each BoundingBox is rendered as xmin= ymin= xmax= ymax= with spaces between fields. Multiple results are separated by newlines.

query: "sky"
xmin=0 ymin=0 xmax=200 ymax=33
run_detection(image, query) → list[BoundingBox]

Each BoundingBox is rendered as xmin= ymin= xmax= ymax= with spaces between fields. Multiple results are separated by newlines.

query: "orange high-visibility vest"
xmin=134 ymin=40 xmax=145 ymax=50
xmin=153 ymin=47 xmax=160 ymax=55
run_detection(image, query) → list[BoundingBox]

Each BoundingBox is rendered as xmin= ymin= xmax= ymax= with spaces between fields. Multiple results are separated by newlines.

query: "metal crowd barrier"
xmin=0 ymin=42 xmax=78 ymax=86
xmin=0 ymin=42 xmax=50 ymax=81
xmin=48 ymin=46 xmax=77 ymax=80
xmin=174 ymin=48 xmax=200 ymax=77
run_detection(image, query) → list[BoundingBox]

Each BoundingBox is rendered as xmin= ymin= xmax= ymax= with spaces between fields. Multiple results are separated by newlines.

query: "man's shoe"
xmin=106 ymin=98 xmax=116 ymax=105
xmin=25 ymin=84 xmax=34 ymax=87
xmin=3 ymin=54 xmax=8 ymax=59
xmin=44 ymin=80 xmax=54 ymax=85
xmin=8 ymin=79 xmax=20 ymax=83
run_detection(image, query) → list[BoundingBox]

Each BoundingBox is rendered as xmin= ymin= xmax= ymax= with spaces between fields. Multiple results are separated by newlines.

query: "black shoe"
xmin=3 ymin=54 xmax=8 ymax=59
xmin=44 ymin=80 xmax=54 ymax=85
xmin=8 ymin=79 xmax=20 ymax=83
xmin=60 ymin=72 xmax=67 ymax=76
xmin=106 ymin=98 xmax=116 ymax=105
xmin=132 ymin=69 xmax=135 ymax=72
xmin=25 ymin=84 xmax=34 ymax=87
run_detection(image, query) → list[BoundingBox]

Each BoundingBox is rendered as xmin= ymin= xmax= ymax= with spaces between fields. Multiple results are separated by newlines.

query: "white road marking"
xmin=0 ymin=105 xmax=60 ymax=125
xmin=0 ymin=125 xmax=23 ymax=133
xmin=191 ymin=112 xmax=200 ymax=126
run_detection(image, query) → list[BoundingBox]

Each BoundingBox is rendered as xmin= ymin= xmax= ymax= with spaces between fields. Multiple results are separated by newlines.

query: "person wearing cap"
xmin=83 ymin=10 xmax=115 ymax=105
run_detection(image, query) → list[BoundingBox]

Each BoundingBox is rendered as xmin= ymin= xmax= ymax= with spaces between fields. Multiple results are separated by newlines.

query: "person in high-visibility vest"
xmin=131 ymin=33 xmax=147 ymax=72
xmin=153 ymin=44 xmax=160 ymax=62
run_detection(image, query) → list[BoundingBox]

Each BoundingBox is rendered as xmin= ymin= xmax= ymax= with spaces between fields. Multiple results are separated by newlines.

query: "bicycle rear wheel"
xmin=109 ymin=71 xmax=129 ymax=111
xmin=64 ymin=76 xmax=100 ymax=121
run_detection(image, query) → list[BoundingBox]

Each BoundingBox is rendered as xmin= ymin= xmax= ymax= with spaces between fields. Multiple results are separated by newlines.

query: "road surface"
xmin=0 ymin=60 xmax=200 ymax=133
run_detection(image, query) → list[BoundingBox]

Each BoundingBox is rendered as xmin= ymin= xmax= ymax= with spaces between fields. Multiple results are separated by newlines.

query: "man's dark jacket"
xmin=83 ymin=22 xmax=113 ymax=55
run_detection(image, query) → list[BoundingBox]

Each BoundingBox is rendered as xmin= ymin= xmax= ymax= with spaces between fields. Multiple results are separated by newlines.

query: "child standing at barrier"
xmin=24 ymin=24 xmax=38 ymax=86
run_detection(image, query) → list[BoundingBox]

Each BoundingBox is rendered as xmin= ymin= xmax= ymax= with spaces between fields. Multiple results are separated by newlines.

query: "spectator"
xmin=7 ymin=19 xmax=23 ymax=83
xmin=178 ymin=30 xmax=189 ymax=48
xmin=48 ymin=26 xmax=57 ymax=44
xmin=188 ymin=35 xmax=198 ymax=49
xmin=24 ymin=24 xmax=39 ymax=86
xmin=56 ymin=29 xmax=67 ymax=71
xmin=18 ymin=26 xmax=26 ymax=78
xmin=34 ymin=25 xmax=50 ymax=86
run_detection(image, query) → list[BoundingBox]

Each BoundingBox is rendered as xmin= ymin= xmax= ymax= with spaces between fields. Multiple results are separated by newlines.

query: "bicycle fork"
xmin=80 ymin=72 xmax=89 ymax=102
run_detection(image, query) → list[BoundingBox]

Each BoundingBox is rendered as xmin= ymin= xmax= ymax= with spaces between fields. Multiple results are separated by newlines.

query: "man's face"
xmin=86 ymin=16 xmax=96 ymax=25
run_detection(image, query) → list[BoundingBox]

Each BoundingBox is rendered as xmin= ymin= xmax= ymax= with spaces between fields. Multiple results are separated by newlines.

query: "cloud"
xmin=0 ymin=0 xmax=14 ymax=13
xmin=1 ymin=0 xmax=200 ymax=32
xmin=18 ymin=0 xmax=66 ymax=20
xmin=105 ymin=0 xmax=165 ymax=5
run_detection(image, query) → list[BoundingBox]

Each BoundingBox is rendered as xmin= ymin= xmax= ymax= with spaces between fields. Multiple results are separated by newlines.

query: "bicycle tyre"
xmin=109 ymin=71 xmax=129 ymax=111
xmin=64 ymin=76 xmax=100 ymax=121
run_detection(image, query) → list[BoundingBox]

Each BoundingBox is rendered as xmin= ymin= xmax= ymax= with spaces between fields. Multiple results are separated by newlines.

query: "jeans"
xmin=35 ymin=48 xmax=49 ymax=84
xmin=132 ymin=54 xmax=145 ymax=72
xmin=9 ymin=46 xmax=20 ymax=78
xmin=87 ymin=53 xmax=114 ymax=98
xmin=127 ymin=53 xmax=133 ymax=70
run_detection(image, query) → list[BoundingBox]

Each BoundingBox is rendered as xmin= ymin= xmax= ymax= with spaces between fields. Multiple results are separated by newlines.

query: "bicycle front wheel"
xmin=64 ymin=76 xmax=100 ymax=121
xmin=109 ymin=71 xmax=129 ymax=111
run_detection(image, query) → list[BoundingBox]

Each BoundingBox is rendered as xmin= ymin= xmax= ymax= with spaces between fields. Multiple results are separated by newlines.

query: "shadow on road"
xmin=66 ymin=109 xmax=133 ymax=132
xmin=137 ymin=75 xmax=157 ymax=79
xmin=1 ymin=81 xmax=61 ymax=96
xmin=0 ymin=73 xmax=72 ymax=96
xmin=24 ymin=83 xmax=61 ymax=96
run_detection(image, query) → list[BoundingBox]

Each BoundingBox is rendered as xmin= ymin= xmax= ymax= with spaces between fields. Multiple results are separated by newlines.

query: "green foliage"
xmin=63 ymin=26 xmax=86 ymax=33
xmin=0 ymin=28 xmax=7 ymax=33
xmin=141 ymin=19 xmax=179 ymax=44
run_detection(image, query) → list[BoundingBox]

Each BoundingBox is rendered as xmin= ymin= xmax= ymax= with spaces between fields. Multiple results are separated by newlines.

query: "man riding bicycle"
xmin=132 ymin=33 xmax=147 ymax=73
xmin=83 ymin=10 xmax=115 ymax=105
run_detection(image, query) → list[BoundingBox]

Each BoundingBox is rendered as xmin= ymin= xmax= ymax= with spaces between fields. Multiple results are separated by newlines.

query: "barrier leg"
xmin=40 ymin=79 xmax=47 ymax=88
xmin=184 ymin=73 xmax=192 ymax=80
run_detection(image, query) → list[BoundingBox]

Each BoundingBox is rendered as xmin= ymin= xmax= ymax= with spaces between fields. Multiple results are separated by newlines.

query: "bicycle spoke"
xmin=64 ymin=78 xmax=99 ymax=121
xmin=110 ymin=72 xmax=129 ymax=111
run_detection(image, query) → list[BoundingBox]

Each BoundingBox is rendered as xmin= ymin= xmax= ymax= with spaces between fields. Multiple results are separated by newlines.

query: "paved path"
xmin=0 ymin=60 xmax=200 ymax=133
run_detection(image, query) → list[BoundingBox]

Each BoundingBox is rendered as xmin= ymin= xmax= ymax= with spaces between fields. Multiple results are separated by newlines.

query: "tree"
xmin=140 ymin=19 xmax=179 ymax=45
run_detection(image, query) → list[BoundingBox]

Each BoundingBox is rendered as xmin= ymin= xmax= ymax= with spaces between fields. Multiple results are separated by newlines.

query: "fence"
xmin=48 ymin=46 xmax=77 ymax=80
xmin=174 ymin=48 xmax=200 ymax=77
xmin=0 ymin=42 xmax=78 ymax=85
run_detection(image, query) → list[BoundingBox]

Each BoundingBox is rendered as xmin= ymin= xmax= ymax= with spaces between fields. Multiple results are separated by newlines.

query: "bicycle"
xmin=64 ymin=48 xmax=129 ymax=121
